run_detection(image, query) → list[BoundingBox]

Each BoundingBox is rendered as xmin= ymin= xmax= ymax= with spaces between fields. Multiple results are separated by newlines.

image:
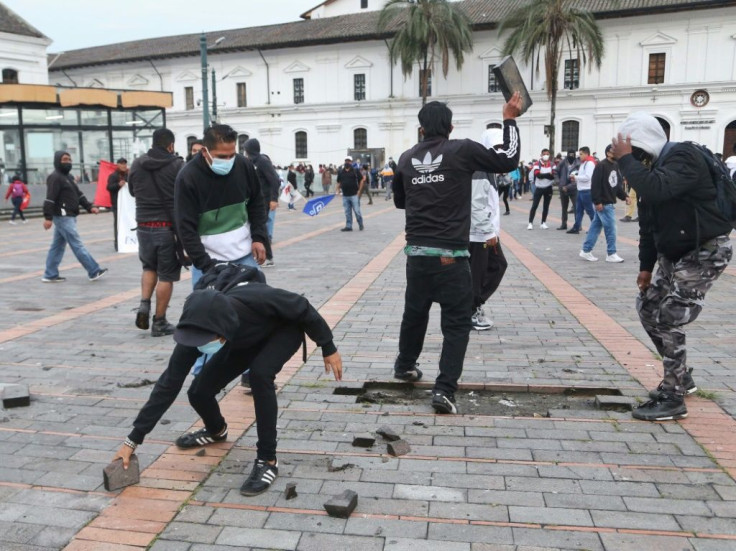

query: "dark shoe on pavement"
xmin=89 ymin=268 xmax=108 ymax=281
xmin=175 ymin=425 xmax=228 ymax=449
xmin=240 ymin=459 xmax=278 ymax=496
xmin=340 ymin=227 xmax=353 ymax=232
xmin=632 ymin=392 xmax=687 ymax=421
xmin=648 ymin=370 xmax=697 ymax=399
xmin=503 ymin=211 xmax=510 ymax=215
xmin=566 ymin=228 xmax=580 ymax=234
xmin=556 ymin=225 xmax=567 ymax=230
xmin=431 ymin=392 xmax=458 ymax=414
xmin=620 ymin=216 xmax=632 ymax=222
xmin=41 ymin=275 xmax=66 ymax=283
xmin=359 ymin=223 xmax=364 ymax=231
xmin=394 ymin=363 xmax=423 ymax=382
xmin=135 ymin=300 xmax=151 ymax=330
xmin=151 ymin=316 xmax=175 ymax=337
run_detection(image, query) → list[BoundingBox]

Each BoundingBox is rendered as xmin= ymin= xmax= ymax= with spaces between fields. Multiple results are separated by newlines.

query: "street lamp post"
xmin=199 ymin=35 xmax=226 ymax=133
xmin=212 ymin=67 xmax=218 ymax=123
xmin=199 ymin=33 xmax=210 ymax=133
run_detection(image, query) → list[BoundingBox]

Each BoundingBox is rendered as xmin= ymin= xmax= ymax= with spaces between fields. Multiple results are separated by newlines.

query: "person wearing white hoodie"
xmin=612 ymin=111 xmax=732 ymax=422
xmin=468 ymin=128 xmax=509 ymax=331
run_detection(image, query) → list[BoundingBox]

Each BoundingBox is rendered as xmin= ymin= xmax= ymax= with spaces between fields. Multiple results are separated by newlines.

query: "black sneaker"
xmin=240 ymin=459 xmax=278 ymax=496
xmin=648 ymin=370 xmax=697 ymax=399
xmin=431 ymin=392 xmax=458 ymax=414
xmin=340 ymin=227 xmax=353 ymax=232
xmin=41 ymin=275 xmax=66 ymax=283
xmin=394 ymin=363 xmax=423 ymax=382
xmin=89 ymin=268 xmax=108 ymax=281
xmin=632 ymin=392 xmax=687 ymax=421
xmin=556 ymin=226 xmax=567 ymax=230
xmin=175 ymin=425 xmax=228 ymax=449
xmin=566 ymin=229 xmax=580 ymax=234
xmin=135 ymin=301 xmax=151 ymax=330
xmin=151 ymin=316 xmax=175 ymax=337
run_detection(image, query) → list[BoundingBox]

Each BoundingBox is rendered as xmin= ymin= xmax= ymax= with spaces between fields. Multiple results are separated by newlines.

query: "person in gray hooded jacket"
xmin=612 ymin=112 xmax=732 ymax=422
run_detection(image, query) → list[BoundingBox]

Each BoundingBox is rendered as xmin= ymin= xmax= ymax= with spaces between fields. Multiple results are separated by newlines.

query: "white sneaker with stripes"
xmin=174 ymin=425 xmax=228 ymax=449
xmin=240 ymin=459 xmax=279 ymax=496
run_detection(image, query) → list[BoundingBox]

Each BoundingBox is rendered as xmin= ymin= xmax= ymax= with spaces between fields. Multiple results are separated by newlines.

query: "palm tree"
xmin=499 ymin=0 xmax=605 ymax=152
xmin=378 ymin=0 xmax=473 ymax=105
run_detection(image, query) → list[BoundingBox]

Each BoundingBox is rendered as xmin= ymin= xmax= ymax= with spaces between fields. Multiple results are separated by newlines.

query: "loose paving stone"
xmin=376 ymin=425 xmax=401 ymax=441
xmin=0 ymin=383 xmax=30 ymax=408
xmin=102 ymin=455 xmax=140 ymax=491
xmin=323 ymin=489 xmax=358 ymax=518
xmin=594 ymin=394 xmax=636 ymax=410
xmin=387 ymin=439 xmax=411 ymax=456
xmin=352 ymin=433 xmax=376 ymax=447
xmin=284 ymin=482 xmax=298 ymax=500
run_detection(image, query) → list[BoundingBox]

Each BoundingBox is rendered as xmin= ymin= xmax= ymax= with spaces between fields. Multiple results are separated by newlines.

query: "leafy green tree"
xmin=378 ymin=0 xmax=473 ymax=105
xmin=500 ymin=0 xmax=605 ymax=152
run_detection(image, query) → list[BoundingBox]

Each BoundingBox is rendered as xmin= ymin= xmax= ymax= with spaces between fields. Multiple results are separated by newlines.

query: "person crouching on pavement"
xmin=112 ymin=283 xmax=342 ymax=496
xmin=612 ymin=112 xmax=732 ymax=422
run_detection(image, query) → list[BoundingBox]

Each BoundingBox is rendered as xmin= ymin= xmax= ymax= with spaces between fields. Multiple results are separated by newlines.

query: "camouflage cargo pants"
xmin=636 ymin=235 xmax=732 ymax=395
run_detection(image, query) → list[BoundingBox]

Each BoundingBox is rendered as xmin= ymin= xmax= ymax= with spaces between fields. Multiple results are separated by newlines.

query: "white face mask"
xmin=541 ymin=154 xmax=550 ymax=162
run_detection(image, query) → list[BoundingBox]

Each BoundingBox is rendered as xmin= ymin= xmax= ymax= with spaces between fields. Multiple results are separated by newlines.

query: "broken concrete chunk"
xmin=352 ymin=433 xmax=376 ymax=447
xmin=324 ymin=489 xmax=358 ymax=518
xmin=387 ymin=439 xmax=411 ymax=457
xmin=103 ymin=455 xmax=140 ymax=491
xmin=0 ymin=383 xmax=30 ymax=408
xmin=376 ymin=425 xmax=401 ymax=442
xmin=284 ymin=482 xmax=298 ymax=500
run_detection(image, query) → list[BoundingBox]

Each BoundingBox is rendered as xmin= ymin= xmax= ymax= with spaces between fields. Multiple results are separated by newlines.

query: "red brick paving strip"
xmin=63 ymin=229 xmax=406 ymax=550
xmin=500 ymin=228 xmax=736 ymax=481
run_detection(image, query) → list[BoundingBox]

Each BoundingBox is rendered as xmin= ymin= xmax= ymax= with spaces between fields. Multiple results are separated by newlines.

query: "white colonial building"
xmin=0 ymin=3 xmax=50 ymax=86
xmin=38 ymin=0 xmax=736 ymax=166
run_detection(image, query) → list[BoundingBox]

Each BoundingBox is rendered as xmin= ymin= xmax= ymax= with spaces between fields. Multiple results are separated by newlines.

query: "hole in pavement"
xmin=333 ymin=383 xmax=626 ymax=417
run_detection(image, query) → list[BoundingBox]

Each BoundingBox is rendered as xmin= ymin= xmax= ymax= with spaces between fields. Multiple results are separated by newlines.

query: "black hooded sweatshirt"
xmin=128 ymin=146 xmax=185 ymax=223
xmin=244 ymin=138 xmax=281 ymax=205
xmin=43 ymin=151 xmax=93 ymax=220
xmin=127 ymin=283 xmax=336 ymax=444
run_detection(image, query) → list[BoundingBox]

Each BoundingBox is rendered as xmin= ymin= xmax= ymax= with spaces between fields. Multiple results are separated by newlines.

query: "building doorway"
xmin=723 ymin=120 xmax=736 ymax=158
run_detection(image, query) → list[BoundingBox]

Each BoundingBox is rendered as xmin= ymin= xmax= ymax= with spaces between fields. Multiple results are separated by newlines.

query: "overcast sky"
xmin=5 ymin=0 xmax=313 ymax=51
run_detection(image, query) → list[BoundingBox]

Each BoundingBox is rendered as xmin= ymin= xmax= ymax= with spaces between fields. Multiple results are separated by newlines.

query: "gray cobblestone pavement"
xmin=0 ymin=197 xmax=735 ymax=550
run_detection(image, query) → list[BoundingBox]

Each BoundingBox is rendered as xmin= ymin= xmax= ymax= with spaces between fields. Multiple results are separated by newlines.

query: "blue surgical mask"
xmin=210 ymin=157 xmax=235 ymax=176
xmin=197 ymin=339 xmax=225 ymax=355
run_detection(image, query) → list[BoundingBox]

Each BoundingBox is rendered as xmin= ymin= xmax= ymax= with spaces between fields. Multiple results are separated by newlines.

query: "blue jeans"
xmin=342 ymin=195 xmax=363 ymax=229
xmin=44 ymin=216 xmax=100 ymax=279
xmin=190 ymin=252 xmax=260 ymax=376
xmin=572 ymin=189 xmax=595 ymax=231
xmin=582 ymin=204 xmax=617 ymax=255
xmin=267 ymin=209 xmax=276 ymax=241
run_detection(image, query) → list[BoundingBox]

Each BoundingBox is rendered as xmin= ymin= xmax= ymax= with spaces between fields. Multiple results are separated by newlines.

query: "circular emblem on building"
xmin=690 ymin=89 xmax=710 ymax=108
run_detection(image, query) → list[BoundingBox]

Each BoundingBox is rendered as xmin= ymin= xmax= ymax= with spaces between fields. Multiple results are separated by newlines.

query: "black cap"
xmin=173 ymin=326 xmax=219 ymax=347
xmin=116 ymin=157 xmax=128 ymax=164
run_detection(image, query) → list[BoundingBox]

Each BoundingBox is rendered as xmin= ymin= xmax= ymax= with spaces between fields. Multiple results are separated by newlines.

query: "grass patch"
xmin=694 ymin=388 xmax=717 ymax=400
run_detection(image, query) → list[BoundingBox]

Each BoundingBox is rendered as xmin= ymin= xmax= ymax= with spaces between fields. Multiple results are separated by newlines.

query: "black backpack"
xmin=194 ymin=262 xmax=266 ymax=292
xmin=660 ymin=141 xmax=736 ymax=229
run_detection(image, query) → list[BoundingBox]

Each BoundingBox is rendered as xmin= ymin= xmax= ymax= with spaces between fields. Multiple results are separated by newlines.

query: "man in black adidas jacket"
xmin=392 ymin=93 xmax=522 ymax=414
xmin=612 ymin=111 xmax=732 ymax=422
xmin=112 ymin=278 xmax=342 ymax=496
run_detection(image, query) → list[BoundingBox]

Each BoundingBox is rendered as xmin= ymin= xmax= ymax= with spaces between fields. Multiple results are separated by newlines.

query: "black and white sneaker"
xmin=648 ymin=370 xmax=697 ymax=399
xmin=632 ymin=392 xmax=687 ymax=421
xmin=431 ymin=392 xmax=458 ymax=415
xmin=240 ymin=459 xmax=278 ymax=496
xmin=41 ymin=275 xmax=66 ymax=283
xmin=89 ymin=268 xmax=108 ymax=281
xmin=175 ymin=425 xmax=228 ymax=449
xmin=394 ymin=363 xmax=423 ymax=382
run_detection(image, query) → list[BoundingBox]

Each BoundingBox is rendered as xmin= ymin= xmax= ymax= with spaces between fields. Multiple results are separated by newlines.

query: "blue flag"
xmin=302 ymin=194 xmax=336 ymax=216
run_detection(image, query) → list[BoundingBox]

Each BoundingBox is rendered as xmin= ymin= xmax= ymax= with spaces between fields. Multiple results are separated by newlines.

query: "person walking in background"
xmin=359 ymin=164 xmax=373 ymax=205
xmin=286 ymin=166 xmax=297 ymax=210
xmin=579 ymin=144 xmax=628 ymax=263
xmin=336 ymin=156 xmax=365 ymax=231
xmin=496 ymin=171 xmax=511 ymax=215
xmin=303 ymin=164 xmax=315 ymax=197
xmin=380 ymin=163 xmax=394 ymax=201
xmin=321 ymin=164 xmax=333 ymax=194
xmin=106 ymin=157 xmax=128 ymax=251
xmin=469 ymin=128 xmax=509 ymax=331
xmin=527 ymin=148 xmax=555 ymax=230
xmin=567 ymin=147 xmax=596 ymax=234
xmin=42 ymin=151 xmax=107 ymax=283
xmin=128 ymin=129 xmax=184 ymax=337
xmin=5 ymin=173 xmax=28 ymax=224
xmin=556 ymin=150 xmax=580 ymax=230
xmin=244 ymin=138 xmax=280 ymax=268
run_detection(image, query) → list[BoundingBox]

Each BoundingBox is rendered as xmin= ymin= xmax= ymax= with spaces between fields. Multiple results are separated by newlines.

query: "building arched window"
xmin=354 ymin=128 xmax=367 ymax=149
xmin=561 ymin=120 xmax=580 ymax=152
xmin=295 ymin=131 xmax=308 ymax=158
xmin=2 ymin=69 xmax=18 ymax=84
